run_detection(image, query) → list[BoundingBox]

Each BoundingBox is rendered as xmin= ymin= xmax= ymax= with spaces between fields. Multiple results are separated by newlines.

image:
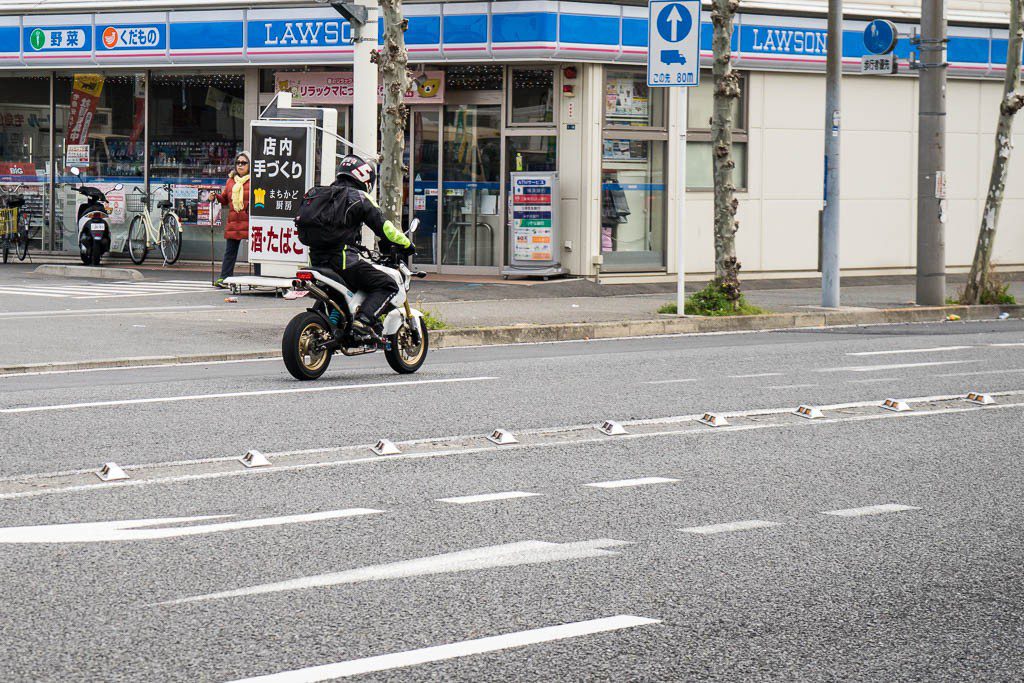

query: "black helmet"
xmin=336 ymin=154 xmax=377 ymax=193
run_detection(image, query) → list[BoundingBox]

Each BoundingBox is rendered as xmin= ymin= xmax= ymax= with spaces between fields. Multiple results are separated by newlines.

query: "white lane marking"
xmin=158 ymin=538 xmax=630 ymax=606
xmin=0 ymin=376 xmax=497 ymax=414
xmin=224 ymin=615 xmax=660 ymax=683
xmin=585 ymin=477 xmax=679 ymax=489
xmin=846 ymin=345 xmax=972 ymax=356
xmin=763 ymin=384 xmax=817 ymax=390
xmin=821 ymin=504 xmax=921 ymax=517
xmin=437 ymin=491 xmax=540 ymax=505
xmin=681 ymin=519 xmax=781 ymax=535
xmin=6 ymin=391 xmax=1023 ymax=501
xmin=728 ymin=372 xmax=783 ymax=379
xmin=936 ymin=368 xmax=1024 ymax=378
xmin=847 ymin=377 xmax=903 ymax=384
xmin=0 ymin=288 xmax=68 ymax=298
xmin=817 ymin=360 xmax=980 ymax=373
xmin=0 ymin=357 xmax=279 ymax=379
xmin=0 ymin=305 xmax=217 ymax=319
xmin=988 ymin=343 xmax=1024 ymax=347
xmin=645 ymin=378 xmax=698 ymax=384
xmin=0 ymin=509 xmax=381 ymax=544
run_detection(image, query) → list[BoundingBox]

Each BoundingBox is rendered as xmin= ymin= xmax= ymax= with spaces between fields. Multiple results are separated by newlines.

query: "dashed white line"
xmin=821 ymin=504 xmax=921 ymax=517
xmin=585 ymin=477 xmax=679 ymax=489
xmin=846 ymin=346 xmax=972 ymax=356
xmin=680 ymin=519 xmax=782 ymax=535
xmin=437 ymin=491 xmax=539 ymax=505
xmin=224 ymin=615 xmax=661 ymax=683
xmin=645 ymin=378 xmax=698 ymax=385
xmin=988 ymin=342 xmax=1024 ymax=347
xmin=0 ymin=376 xmax=498 ymax=414
xmin=817 ymin=360 xmax=980 ymax=373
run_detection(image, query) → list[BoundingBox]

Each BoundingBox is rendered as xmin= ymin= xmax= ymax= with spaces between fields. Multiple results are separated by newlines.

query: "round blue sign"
xmin=864 ymin=19 xmax=897 ymax=55
xmin=656 ymin=3 xmax=693 ymax=44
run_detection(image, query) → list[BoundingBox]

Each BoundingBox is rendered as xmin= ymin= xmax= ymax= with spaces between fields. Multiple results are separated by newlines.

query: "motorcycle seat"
xmin=313 ymin=267 xmax=347 ymax=288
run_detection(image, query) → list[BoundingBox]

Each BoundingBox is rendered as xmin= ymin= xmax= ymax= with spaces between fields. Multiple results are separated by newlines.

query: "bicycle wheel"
xmin=127 ymin=215 xmax=148 ymax=265
xmin=159 ymin=212 xmax=182 ymax=265
xmin=2 ymin=237 xmax=9 ymax=264
xmin=16 ymin=213 xmax=29 ymax=261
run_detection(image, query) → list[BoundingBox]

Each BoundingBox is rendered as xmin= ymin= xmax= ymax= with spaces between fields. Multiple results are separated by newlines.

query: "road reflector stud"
xmin=698 ymin=413 xmax=729 ymax=428
xmin=239 ymin=449 xmax=270 ymax=468
xmin=96 ymin=462 xmax=129 ymax=482
xmin=487 ymin=429 xmax=519 ymax=445
xmin=794 ymin=405 xmax=824 ymax=419
xmin=599 ymin=420 xmax=627 ymax=436
xmin=965 ymin=392 xmax=995 ymax=405
xmin=880 ymin=398 xmax=911 ymax=412
xmin=371 ymin=439 xmax=401 ymax=456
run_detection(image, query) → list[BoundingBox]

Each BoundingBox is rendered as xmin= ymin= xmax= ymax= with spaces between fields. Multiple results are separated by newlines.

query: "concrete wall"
xmin=680 ymin=70 xmax=1024 ymax=277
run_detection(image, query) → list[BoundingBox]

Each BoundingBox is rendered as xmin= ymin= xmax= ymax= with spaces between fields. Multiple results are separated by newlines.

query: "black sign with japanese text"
xmin=250 ymin=122 xmax=309 ymax=220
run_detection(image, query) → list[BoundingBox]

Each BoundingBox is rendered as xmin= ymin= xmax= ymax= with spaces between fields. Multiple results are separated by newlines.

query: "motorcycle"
xmin=69 ymin=167 xmax=121 ymax=266
xmin=282 ymin=218 xmax=429 ymax=381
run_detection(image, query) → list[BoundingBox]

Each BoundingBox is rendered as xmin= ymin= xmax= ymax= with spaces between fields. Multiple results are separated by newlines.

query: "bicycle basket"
xmin=126 ymin=194 xmax=150 ymax=213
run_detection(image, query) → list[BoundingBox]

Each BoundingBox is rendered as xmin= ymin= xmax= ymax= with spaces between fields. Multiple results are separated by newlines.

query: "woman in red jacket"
xmin=214 ymin=151 xmax=257 ymax=286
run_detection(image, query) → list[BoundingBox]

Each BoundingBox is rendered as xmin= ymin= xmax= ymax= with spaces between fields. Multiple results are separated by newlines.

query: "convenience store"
xmin=0 ymin=1 xmax=1022 ymax=279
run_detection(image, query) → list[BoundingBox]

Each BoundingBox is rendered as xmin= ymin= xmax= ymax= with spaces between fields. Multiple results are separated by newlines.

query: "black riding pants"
xmin=310 ymin=246 xmax=399 ymax=320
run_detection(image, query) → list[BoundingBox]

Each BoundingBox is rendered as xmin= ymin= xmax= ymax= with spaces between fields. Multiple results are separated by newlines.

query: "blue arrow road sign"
xmin=864 ymin=19 xmax=898 ymax=55
xmin=648 ymin=0 xmax=700 ymax=86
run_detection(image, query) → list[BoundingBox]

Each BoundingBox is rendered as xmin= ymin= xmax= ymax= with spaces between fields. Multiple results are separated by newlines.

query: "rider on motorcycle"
xmin=309 ymin=155 xmax=415 ymax=340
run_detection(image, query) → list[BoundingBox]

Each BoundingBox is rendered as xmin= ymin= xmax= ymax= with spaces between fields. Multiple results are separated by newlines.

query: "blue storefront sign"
xmin=0 ymin=4 xmax=1011 ymax=76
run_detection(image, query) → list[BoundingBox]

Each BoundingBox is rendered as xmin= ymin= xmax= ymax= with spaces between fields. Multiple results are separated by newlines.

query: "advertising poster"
xmin=249 ymin=121 xmax=313 ymax=265
xmin=510 ymin=175 xmax=555 ymax=262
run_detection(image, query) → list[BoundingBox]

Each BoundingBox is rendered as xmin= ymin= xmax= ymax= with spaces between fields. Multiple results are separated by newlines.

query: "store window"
xmin=686 ymin=71 xmax=748 ymax=190
xmin=55 ymin=72 xmax=145 ymax=252
xmin=447 ymin=65 xmax=503 ymax=92
xmin=600 ymin=67 xmax=667 ymax=271
xmin=604 ymin=69 xmax=664 ymax=128
xmin=509 ymin=68 xmax=555 ymax=125
xmin=0 ymin=74 xmax=50 ymax=251
xmin=149 ymin=73 xmax=244 ymax=259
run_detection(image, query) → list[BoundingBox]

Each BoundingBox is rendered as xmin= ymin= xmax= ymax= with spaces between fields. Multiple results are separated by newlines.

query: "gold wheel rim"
xmin=298 ymin=322 xmax=329 ymax=371
xmin=397 ymin=320 xmax=425 ymax=365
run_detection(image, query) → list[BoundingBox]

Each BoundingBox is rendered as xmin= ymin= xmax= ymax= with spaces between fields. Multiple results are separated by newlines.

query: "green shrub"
xmin=420 ymin=309 xmax=448 ymax=330
xmin=953 ymin=268 xmax=1017 ymax=305
xmin=659 ymin=282 xmax=766 ymax=316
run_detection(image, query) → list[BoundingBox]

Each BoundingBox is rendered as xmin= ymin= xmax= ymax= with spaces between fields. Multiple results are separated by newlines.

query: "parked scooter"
xmin=68 ymin=167 xmax=122 ymax=266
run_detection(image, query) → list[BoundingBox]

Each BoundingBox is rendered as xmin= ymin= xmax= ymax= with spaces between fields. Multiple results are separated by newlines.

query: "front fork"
xmin=403 ymin=300 xmax=422 ymax=345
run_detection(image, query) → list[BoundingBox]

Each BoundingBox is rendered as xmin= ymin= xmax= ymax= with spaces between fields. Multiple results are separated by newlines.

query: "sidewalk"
xmin=1 ymin=267 xmax=1022 ymax=371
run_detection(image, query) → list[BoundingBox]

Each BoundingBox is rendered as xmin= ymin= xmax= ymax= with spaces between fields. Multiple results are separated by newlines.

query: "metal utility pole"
xmin=916 ymin=0 xmax=947 ymax=305
xmin=821 ymin=0 xmax=842 ymax=308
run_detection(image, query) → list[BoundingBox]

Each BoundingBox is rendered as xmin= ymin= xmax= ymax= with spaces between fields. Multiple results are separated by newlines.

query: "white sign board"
xmin=65 ymin=144 xmax=89 ymax=167
xmin=861 ymin=54 xmax=897 ymax=74
xmin=647 ymin=0 xmax=700 ymax=87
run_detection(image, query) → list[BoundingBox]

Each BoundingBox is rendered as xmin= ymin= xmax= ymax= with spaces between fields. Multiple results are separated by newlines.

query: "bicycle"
xmin=126 ymin=185 xmax=182 ymax=265
xmin=0 ymin=183 xmax=30 ymax=264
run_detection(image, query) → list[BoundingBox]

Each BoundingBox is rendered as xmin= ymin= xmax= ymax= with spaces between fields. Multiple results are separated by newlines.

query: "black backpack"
xmin=295 ymin=185 xmax=347 ymax=249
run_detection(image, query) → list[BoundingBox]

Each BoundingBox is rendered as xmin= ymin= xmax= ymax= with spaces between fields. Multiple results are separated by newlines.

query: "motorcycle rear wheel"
xmin=283 ymin=311 xmax=333 ymax=380
xmin=78 ymin=231 xmax=90 ymax=264
xmin=385 ymin=317 xmax=428 ymax=374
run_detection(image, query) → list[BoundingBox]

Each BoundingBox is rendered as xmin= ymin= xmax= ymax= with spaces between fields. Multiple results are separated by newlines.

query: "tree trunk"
xmin=710 ymin=0 xmax=742 ymax=303
xmin=377 ymin=0 xmax=410 ymax=228
xmin=964 ymin=0 xmax=1024 ymax=304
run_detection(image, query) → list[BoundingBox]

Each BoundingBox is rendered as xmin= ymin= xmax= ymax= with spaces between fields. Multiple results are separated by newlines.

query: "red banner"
xmin=64 ymin=74 xmax=104 ymax=148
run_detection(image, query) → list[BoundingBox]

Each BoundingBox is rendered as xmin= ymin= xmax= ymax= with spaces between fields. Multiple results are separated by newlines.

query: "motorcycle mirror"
xmin=113 ymin=184 xmax=124 ymax=191
xmin=70 ymin=167 xmax=81 ymax=177
xmin=408 ymin=218 xmax=420 ymax=236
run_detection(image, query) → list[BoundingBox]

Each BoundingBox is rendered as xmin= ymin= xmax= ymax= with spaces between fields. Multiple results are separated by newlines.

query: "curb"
xmin=1 ymin=304 xmax=1020 ymax=376
xmin=33 ymin=264 xmax=144 ymax=281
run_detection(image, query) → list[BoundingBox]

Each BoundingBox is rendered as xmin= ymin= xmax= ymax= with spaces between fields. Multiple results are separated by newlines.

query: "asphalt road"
xmin=0 ymin=321 xmax=1022 ymax=680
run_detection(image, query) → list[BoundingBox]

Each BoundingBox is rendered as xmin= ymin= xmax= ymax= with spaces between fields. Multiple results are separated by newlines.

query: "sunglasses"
xmin=236 ymin=160 xmax=249 ymax=165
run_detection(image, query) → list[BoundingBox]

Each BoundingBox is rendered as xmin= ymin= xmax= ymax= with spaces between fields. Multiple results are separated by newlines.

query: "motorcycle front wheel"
xmin=385 ymin=317 xmax=428 ymax=374
xmin=282 ymin=311 xmax=333 ymax=381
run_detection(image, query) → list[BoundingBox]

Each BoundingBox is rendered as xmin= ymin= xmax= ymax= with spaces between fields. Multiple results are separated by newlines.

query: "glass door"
xmin=406 ymin=107 xmax=440 ymax=267
xmin=441 ymin=104 xmax=502 ymax=269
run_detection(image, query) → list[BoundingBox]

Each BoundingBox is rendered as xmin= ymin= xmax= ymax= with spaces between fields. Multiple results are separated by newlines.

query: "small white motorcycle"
xmin=282 ymin=219 xmax=429 ymax=380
